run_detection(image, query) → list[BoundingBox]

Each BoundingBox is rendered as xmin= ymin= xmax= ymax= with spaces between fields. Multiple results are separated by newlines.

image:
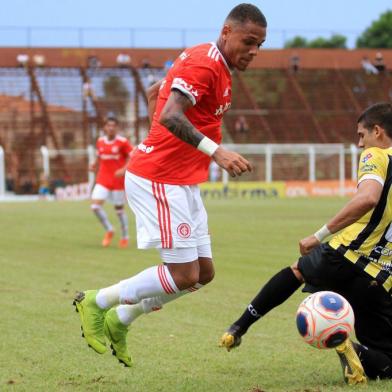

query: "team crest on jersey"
xmin=361 ymin=152 xmax=373 ymax=163
xmin=177 ymin=223 xmax=191 ymax=238
xmin=112 ymin=146 xmax=119 ymax=153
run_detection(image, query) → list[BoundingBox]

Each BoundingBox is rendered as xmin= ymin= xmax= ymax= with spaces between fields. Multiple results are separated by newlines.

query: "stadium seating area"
xmin=0 ymin=48 xmax=391 ymax=192
xmin=226 ymin=68 xmax=391 ymax=143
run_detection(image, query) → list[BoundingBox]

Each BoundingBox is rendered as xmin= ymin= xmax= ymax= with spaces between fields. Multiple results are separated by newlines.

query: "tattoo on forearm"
xmin=160 ymin=90 xmax=204 ymax=147
xmin=161 ymin=113 xmax=204 ymax=147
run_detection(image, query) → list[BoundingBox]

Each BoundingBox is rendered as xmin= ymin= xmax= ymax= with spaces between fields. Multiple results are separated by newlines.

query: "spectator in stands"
xmin=290 ymin=53 xmax=300 ymax=74
xmin=82 ymin=78 xmax=96 ymax=100
xmin=374 ymin=52 xmax=386 ymax=73
xmin=38 ymin=173 xmax=50 ymax=198
xmin=116 ymin=53 xmax=132 ymax=67
xmin=235 ymin=115 xmax=249 ymax=133
xmin=19 ymin=175 xmax=34 ymax=194
xmin=361 ymin=56 xmax=379 ymax=75
xmin=87 ymin=56 xmax=101 ymax=70
xmin=142 ymin=58 xmax=151 ymax=69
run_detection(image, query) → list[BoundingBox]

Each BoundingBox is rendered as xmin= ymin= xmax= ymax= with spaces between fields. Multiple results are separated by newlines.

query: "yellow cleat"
xmin=335 ymin=339 xmax=367 ymax=385
xmin=220 ymin=331 xmax=242 ymax=352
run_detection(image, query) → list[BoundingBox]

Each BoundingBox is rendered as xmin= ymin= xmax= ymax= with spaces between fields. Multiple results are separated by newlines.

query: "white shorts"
xmin=91 ymin=183 xmax=125 ymax=205
xmin=125 ymin=171 xmax=211 ymax=262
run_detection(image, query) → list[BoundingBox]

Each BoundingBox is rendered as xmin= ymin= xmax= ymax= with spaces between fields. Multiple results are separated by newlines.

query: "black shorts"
xmin=298 ymin=243 xmax=392 ymax=357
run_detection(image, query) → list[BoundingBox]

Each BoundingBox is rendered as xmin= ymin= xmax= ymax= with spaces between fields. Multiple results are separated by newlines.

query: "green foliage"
xmin=1 ymin=199 xmax=392 ymax=391
xmin=357 ymin=10 xmax=392 ymax=48
xmin=102 ymin=75 xmax=130 ymax=116
xmin=284 ymin=34 xmax=347 ymax=49
xmin=308 ymin=34 xmax=347 ymax=49
xmin=284 ymin=36 xmax=308 ymax=48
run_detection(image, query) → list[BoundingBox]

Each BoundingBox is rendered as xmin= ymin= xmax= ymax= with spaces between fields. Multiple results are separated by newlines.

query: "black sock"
xmin=232 ymin=267 xmax=302 ymax=336
xmin=353 ymin=342 xmax=392 ymax=379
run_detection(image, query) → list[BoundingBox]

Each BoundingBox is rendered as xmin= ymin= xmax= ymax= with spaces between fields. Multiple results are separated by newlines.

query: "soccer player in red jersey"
xmin=74 ymin=3 xmax=267 ymax=366
xmin=90 ymin=117 xmax=133 ymax=248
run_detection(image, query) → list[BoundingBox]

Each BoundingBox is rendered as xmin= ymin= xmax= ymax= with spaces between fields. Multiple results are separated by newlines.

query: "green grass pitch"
xmin=1 ymin=198 xmax=391 ymax=391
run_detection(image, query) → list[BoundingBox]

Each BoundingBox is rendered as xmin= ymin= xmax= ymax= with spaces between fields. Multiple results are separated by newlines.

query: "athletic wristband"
xmin=314 ymin=225 xmax=331 ymax=242
xmin=197 ymin=136 xmax=219 ymax=156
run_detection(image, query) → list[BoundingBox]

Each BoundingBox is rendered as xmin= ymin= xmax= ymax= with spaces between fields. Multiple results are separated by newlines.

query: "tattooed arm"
xmin=159 ymin=88 xmax=252 ymax=177
xmin=159 ymin=89 xmax=204 ymax=147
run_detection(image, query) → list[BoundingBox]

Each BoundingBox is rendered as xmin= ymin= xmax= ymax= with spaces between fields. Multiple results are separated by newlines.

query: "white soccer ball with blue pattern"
xmin=296 ymin=291 xmax=354 ymax=349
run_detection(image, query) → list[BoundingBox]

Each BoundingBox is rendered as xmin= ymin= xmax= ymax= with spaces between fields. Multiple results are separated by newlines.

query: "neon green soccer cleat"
xmin=335 ymin=339 xmax=367 ymax=385
xmin=73 ymin=290 xmax=107 ymax=354
xmin=104 ymin=308 xmax=132 ymax=367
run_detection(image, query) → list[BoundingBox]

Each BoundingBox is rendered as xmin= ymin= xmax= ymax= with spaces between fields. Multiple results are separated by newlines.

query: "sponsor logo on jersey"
xmin=372 ymin=246 xmax=392 ymax=257
xmin=112 ymin=146 xmax=119 ymax=153
xmin=177 ymin=223 xmax=191 ymax=238
xmin=215 ymin=102 xmax=231 ymax=116
xmin=172 ymin=77 xmax=198 ymax=98
xmin=361 ymin=152 xmax=373 ymax=163
xmin=138 ymin=143 xmax=154 ymax=154
xmin=360 ymin=163 xmax=377 ymax=172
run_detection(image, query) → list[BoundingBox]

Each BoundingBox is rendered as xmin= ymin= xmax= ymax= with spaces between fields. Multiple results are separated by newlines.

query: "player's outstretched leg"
xmin=220 ymin=267 xmax=302 ymax=351
xmin=335 ymin=339 xmax=367 ymax=385
xmin=73 ymin=290 xmax=107 ymax=354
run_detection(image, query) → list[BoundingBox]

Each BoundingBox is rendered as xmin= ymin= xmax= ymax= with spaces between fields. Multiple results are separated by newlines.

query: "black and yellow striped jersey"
xmin=329 ymin=146 xmax=392 ymax=292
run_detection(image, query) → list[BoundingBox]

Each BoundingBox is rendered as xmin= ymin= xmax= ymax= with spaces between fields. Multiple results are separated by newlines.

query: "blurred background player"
xmin=74 ymin=3 xmax=267 ymax=367
xmin=90 ymin=117 xmax=133 ymax=248
xmin=220 ymin=102 xmax=392 ymax=385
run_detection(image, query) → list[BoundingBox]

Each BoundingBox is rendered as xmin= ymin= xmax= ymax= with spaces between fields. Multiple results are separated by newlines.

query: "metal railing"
xmin=0 ymin=26 xmax=362 ymax=49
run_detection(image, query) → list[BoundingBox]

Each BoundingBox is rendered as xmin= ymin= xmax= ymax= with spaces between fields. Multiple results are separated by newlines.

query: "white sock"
xmin=119 ymin=264 xmax=179 ymax=304
xmin=96 ymin=283 xmax=121 ymax=309
xmin=116 ymin=304 xmax=144 ymax=325
xmin=115 ymin=283 xmax=204 ymax=325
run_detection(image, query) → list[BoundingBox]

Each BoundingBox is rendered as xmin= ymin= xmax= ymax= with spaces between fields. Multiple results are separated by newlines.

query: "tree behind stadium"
xmin=356 ymin=10 xmax=392 ymax=48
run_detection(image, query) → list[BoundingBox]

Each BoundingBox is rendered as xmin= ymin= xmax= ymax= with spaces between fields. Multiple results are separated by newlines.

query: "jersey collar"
xmin=210 ymin=42 xmax=232 ymax=74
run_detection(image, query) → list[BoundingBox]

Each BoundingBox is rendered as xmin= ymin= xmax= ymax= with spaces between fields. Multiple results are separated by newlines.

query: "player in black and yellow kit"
xmin=220 ymin=102 xmax=392 ymax=385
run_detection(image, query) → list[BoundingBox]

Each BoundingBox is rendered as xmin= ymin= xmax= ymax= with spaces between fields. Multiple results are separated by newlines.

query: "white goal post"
xmin=221 ymin=143 xmax=357 ymax=185
xmin=37 ymin=143 xmax=361 ymax=189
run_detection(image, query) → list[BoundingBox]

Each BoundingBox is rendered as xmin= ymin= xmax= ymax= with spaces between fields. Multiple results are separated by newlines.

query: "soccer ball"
xmin=296 ymin=291 xmax=354 ymax=349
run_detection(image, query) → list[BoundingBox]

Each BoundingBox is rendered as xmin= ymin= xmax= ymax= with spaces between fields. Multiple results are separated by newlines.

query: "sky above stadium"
xmin=1 ymin=0 xmax=391 ymax=48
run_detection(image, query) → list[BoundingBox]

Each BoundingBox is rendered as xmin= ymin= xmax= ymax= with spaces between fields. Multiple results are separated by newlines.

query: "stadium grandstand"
xmin=0 ymin=47 xmax=391 ymax=194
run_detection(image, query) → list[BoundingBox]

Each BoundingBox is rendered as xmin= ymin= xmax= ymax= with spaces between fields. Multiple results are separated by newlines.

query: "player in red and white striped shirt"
xmin=90 ymin=117 xmax=133 ymax=248
xmin=74 ymin=3 xmax=267 ymax=366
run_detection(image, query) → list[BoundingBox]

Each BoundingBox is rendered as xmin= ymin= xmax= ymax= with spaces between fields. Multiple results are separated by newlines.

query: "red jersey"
xmin=96 ymin=135 xmax=133 ymax=190
xmin=128 ymin=42 xmax=232 ymax=185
